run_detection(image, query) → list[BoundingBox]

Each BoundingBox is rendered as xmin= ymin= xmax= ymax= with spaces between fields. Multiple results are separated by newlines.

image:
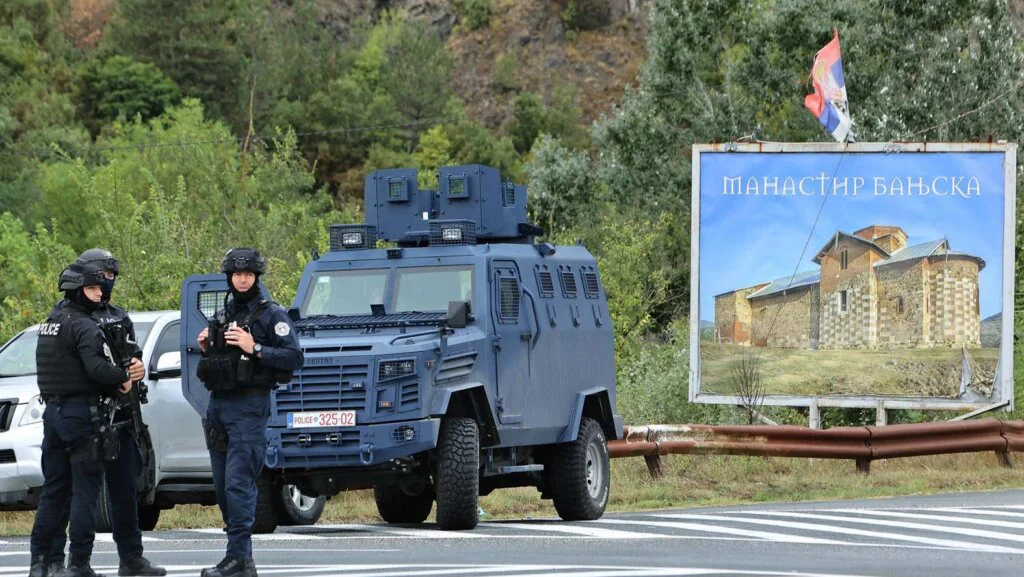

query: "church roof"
xmin=747 ymin=270 xmax=820 ymax=300
xmin=812 ymin=231 xmax=890 ymax=265
xmin=876 ymin=239 xmax=985 ymax=269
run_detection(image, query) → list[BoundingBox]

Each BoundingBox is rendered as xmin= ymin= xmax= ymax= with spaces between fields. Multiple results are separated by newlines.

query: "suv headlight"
xmin=19 ymin=395 xmax=44 ymax=426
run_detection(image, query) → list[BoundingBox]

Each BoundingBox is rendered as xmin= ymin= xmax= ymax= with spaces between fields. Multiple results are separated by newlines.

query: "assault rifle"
xmin=99 ymin=320 xmax=152 ymax=460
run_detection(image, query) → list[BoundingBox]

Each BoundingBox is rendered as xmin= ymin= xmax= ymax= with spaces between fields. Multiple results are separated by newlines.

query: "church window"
xmin=897 ymin=296 xmax=904 ymax=314
xmin=840 ymin=248 xmax=849 ymax=270
xmin=839 ymin=290 xmax=848 ymax=312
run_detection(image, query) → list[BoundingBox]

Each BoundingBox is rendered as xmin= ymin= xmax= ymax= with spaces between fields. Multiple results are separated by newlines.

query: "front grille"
xmin=0 ymin=449 xmax=15 ymax=464
xmin=276 ymin=364 xmax=369 ymax=413
xmin=436 ymin=351 xmax=477 ymax=383
xmin=400 ymin=382 xmax=419 ymax=409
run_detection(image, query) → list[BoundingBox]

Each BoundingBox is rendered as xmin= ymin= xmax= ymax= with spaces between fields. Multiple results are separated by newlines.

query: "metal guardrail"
xmin=608 ymin=418 xmax=1023 ymax=477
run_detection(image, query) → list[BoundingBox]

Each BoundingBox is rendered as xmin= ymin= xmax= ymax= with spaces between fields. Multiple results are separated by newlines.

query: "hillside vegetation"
xmin=1 ymin=0 xmax=1022 ymax=427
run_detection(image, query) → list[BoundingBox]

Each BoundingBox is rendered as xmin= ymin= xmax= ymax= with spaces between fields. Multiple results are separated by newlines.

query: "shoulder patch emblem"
xmin=274 ymin=322 xmax=291 ymax=337
xmin=102 ymin=342 xmax=114 ymax=363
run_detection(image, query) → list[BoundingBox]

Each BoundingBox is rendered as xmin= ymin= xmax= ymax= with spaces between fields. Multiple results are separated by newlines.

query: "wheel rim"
xmin=585 ymin=441 xmax=604 ymax=500
xmin=286 ymin=484 xmax=318 ymax=511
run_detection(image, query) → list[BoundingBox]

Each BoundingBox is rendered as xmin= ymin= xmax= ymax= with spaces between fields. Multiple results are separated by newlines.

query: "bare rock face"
xmin=317 ymin=0 xmax=455 ymax=38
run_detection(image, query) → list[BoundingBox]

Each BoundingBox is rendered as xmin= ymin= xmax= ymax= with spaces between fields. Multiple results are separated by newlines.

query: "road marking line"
xmin=656 ymin=513 xmax=1023 ymax=553
xmin=826 ymin=508 xmax=1024 ymax=530
xmin=742 ymin=510 xmax=1024 ymax=543
xmin=595 ymin=518 xmax=850 ymax=544
xmin=492 ymin=522 xmax=672 ymax=539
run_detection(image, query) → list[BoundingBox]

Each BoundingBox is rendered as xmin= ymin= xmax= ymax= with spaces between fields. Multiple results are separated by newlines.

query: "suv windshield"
xmin=0 ymin=321 xmax=154 ymax=379
xmin=0 ymin=330 xmax=38 ymax=378
xmin=302 ymin=269 xmax=389 ymax=316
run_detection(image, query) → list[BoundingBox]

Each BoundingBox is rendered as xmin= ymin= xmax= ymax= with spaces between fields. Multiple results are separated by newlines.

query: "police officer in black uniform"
xmin=42 ymin=249 xmax=166 ymax=577
xmin=195 ymin=248 xmax=303 ymax=577
xmin=29 ymin=263 xmax=134 ymax=577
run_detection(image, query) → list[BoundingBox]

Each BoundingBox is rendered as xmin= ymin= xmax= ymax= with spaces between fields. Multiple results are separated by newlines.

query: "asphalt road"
xmin=3 ymin=490 xmax=1024 ymax=577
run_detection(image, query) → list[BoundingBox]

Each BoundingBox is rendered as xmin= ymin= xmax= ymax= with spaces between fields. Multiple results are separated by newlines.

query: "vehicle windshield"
xmin=0 ymin=321 xmax=153 ymax=379
xmin=0 ymin=330 xmax=38 ymax=378
xmin=301 ymin=265 xmax=474 ymax=316
xmin=394 ymin=265 xmax=474 ymax=313
xmin=302 ymin=269 xmax=389 ymax=316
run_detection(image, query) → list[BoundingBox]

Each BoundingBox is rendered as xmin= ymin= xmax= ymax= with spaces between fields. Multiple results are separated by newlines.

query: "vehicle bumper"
xmin=265 ymin=418 xmax=441 ymax=469
xmin=0 ymin=415 xmax=44 ymax=510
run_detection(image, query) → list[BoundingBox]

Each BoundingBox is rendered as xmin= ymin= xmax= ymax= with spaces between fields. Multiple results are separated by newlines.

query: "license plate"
xmin=287 ymin=410 xmax=356 ymax=428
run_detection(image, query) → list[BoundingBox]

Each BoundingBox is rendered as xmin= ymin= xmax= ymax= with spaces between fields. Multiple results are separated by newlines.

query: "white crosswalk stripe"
xmin=741 ymin=510 xmax=1024 ymax=543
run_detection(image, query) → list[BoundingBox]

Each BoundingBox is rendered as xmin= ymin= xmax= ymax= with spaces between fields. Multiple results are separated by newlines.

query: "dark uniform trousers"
xmin=207 ymin=391 xmax=271 ymax=561
xmin=29 ymin=399 xmax=105 ymax=565
xmin=45 ymin=414 xmax=144 ymax=565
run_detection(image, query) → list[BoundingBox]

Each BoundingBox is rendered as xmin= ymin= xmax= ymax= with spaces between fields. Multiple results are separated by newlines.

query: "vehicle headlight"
xmin=19 ymin=396 xmax=44 ymax=426
xmin=378 ymin=359 xmax=416 ymax=381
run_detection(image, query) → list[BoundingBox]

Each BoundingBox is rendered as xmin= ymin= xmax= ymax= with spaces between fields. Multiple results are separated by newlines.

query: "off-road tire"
xmin=252 ymin=472 xmax=280 ymax=534
xmin=138 ymin=504 xmax=160 ymax=531
xmin=434 ymin=417 xmax=480 ymax=530
xmin=547 ymin=417 xmax=610 ymax=521
xmin=276 ymin=483 xmax=326 ymax=526
xmin=374 ymin=484 xmax=434 ymax=524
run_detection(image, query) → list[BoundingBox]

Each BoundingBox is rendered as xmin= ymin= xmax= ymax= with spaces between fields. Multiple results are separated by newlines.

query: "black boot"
xmin=200 ymin=558 xmax=256 ymax=577
xmin=118 ymin=556 xmax=167 ymax=577
xmin=47 ymin=561 xmax=65 ymax=577
xmin=28 ymin=555 xmax=47 ymax=577
xmin=63 ymin=563 xmax=108 ymax=577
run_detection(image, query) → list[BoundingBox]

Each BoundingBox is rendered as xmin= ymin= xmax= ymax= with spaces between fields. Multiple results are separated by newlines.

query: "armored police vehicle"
xmin=181 ymin=164 xmax=621 ymax=530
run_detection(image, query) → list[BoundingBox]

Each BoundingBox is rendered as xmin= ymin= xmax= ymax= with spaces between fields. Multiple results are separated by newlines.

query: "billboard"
xmin=689 ymin=142 xmax=1016 ymax=412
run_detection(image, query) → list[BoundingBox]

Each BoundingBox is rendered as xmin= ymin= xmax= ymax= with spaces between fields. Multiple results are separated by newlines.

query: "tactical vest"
xmin=198 ymin=300 xmax=285 ymax=392
xmin=36 ymin=309 xmax=104 ymax=397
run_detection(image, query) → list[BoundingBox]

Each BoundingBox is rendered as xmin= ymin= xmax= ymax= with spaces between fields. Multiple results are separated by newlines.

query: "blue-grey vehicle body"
xmin=181 ymin=164 xmax=620 ymax=502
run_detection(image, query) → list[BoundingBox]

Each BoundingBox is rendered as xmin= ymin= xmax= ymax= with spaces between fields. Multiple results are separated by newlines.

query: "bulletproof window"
xmin=582 ymin=268 xmax=600 ymax=299
xmin=560 ymin=268 xmax=578 ymax=299
xmin=897 ymin=296 xmax=904 ymax=314
xmin=388 ymin=180 xmax=405 ymax=199
xmin=498 ymin=277 xmax=520 ymax=323
xmin=535 ymin=267 xmax=555 ymax=298
xmin=840 ymin=248 xmax=849 ymax=270
xmin=839 ymin=290 xmax=848 ymax=313
xmin=199 ymin=290 xmax=228 ymax=320
xmin=502 ymin=183 xmax=515 ymax=206
xmin=447 ymin=175 xmax=468 ymax=198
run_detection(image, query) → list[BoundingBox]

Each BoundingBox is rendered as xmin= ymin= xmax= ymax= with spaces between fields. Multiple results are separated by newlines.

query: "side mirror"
xmin=152 ymin=351 xmax=182 ymax=380
xmin=446 ymin=300 xmax=470 ymax=329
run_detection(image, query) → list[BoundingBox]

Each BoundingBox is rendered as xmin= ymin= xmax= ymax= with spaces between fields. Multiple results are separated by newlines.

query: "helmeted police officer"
xmin=44 ymin=249 xmax=165 ymax=577
xmin=29 ymin=263 xmax=135 ymax=577
xmin=196 ymin=248 xmax=303 ymax=577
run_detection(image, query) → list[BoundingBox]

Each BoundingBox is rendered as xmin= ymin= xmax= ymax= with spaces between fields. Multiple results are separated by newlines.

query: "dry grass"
xmin=700 ymin=343 xmax=999 ymax=398
xmin=2 ymin=453 xmax=1022 ymax=536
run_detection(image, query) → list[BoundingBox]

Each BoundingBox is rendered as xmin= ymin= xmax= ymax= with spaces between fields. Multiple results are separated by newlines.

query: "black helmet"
xmin=76 ymin=248 xmax=119 ymax=276
xmin=220 ymin=248 xmax=265 ymax=274
xmin=58 ymin=263 xmax=106 ymax=291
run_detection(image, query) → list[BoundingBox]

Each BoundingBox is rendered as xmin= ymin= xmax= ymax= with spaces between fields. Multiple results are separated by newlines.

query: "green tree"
xmin=76 ymin=55 xmax=181 ymax=135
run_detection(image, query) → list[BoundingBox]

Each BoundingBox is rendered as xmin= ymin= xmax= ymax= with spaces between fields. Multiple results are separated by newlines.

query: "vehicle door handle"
xmin=520 ymin=331 xmax=533 ymax=341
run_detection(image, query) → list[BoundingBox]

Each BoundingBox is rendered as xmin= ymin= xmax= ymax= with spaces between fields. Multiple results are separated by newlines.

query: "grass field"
xmin=1 ymin=452 xmax=1022 ymax=536
xmin=699 ymin=342 xmax=999 ymax=397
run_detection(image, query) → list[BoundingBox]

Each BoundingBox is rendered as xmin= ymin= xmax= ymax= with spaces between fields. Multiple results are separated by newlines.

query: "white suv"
xmin=0 ymin=310 xmax=325 ymax=532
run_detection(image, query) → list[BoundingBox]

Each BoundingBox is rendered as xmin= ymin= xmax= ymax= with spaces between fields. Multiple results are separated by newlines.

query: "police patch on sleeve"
xmin=275 ymin=322 xmax=291 ymax=337
xmin=102 ymin=342 xmax=114 ymax=363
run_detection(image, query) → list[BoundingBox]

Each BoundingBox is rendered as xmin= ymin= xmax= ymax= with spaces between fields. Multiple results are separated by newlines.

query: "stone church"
xmin=714 ymin=225 xmax=985 ymax=349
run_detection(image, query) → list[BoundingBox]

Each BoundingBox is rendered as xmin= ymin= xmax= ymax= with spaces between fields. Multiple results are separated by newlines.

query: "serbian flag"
xmin=804 ymin=29 xmax=852 ymax=142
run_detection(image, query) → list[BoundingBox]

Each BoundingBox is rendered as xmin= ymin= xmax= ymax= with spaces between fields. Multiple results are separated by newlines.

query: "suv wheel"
xmin=547 ymin=417 xmax=610 ymax=521
xmin=374 ymin=483 xmax=433 ymax=524
xmin=277 ymin=483 xmax=326 ymax=526
xmin=434 ymin=417 xmax=479 ymax=530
